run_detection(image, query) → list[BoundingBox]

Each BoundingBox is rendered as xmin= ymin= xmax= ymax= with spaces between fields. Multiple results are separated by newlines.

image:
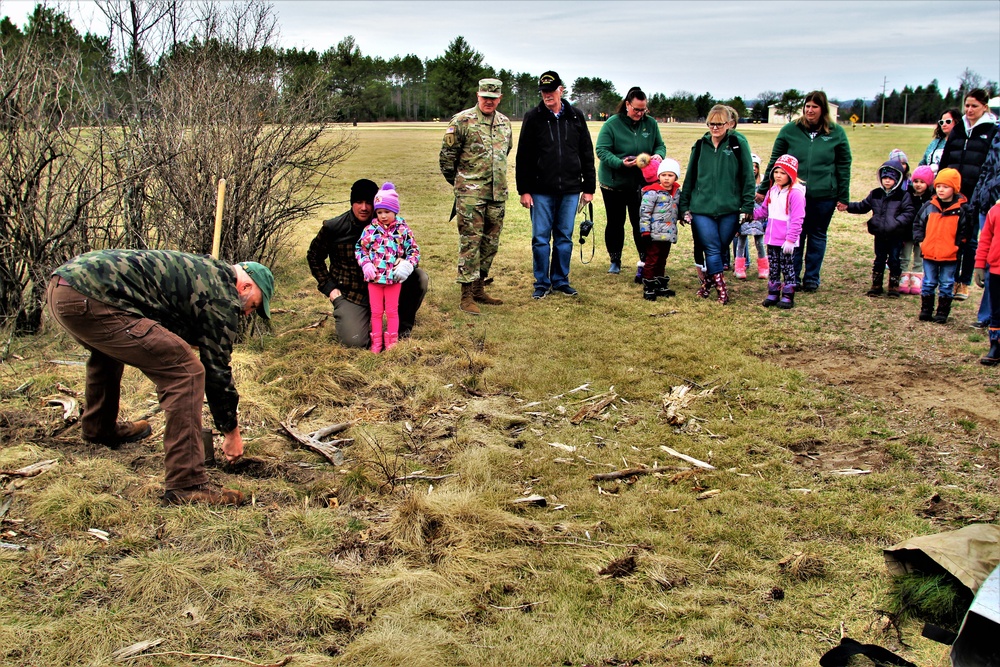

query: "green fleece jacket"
xmin=679 ymin=130 xmax=756 ymax=216
xmin=595 ymin=114 xmax=665 ymax=190
xmin=758 ymin=121 xmax=852 ymax=202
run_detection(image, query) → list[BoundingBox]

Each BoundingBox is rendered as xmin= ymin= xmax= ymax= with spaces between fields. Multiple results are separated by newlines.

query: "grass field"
xmin=0 ymin=120 xmax=996 ymax=667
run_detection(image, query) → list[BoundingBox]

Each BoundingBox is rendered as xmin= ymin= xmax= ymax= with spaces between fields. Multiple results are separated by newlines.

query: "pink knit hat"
xmin=641 ymin=155 xmax=663 ymax=183
xmin=911 ymin=165 xmax=935 ymax=185
xmin=373 ymin=182 xmax=400 ymax=213
xmin=772 ymin=154 xmax=798 ymax=183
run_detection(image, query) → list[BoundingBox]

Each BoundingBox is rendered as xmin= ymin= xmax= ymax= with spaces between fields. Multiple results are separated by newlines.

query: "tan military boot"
xmin=460 ymin=283 xmax=480 ymax=315
xmin=472 ymin=278 xmax=503 ymax=305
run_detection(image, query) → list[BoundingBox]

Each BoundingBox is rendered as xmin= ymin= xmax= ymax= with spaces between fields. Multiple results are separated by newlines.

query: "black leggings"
xmin=600 ymin=187 xmax=646 ymax=260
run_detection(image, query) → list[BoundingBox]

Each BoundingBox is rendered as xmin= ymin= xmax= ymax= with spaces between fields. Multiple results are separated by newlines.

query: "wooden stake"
xmin=211 ymin=178 xmax=226 ymax=259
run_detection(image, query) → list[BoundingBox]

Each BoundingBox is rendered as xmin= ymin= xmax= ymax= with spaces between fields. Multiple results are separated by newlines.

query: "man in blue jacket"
xmin=516 ymin=71 xmax=596 ymax=299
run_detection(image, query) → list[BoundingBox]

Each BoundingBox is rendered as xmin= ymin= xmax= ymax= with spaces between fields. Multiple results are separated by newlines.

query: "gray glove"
xmin=394 ymin=259 xmax=414 ymax=281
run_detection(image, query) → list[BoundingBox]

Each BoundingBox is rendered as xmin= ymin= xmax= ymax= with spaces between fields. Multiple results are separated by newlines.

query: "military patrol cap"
xmin=239 ymin=261 xmax=274 ymax=319
xmin=478 ymin=78 xmax=503 ymax=98
xmin=538 ymin=71 xmax=563 ymax=92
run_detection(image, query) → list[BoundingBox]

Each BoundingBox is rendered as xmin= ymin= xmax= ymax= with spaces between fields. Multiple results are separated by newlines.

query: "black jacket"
xmin=515 ymin=99 xmax=596 ymax=196
xmin=847 ymin=161 xmax=916 ymax=238
xmin=939 ymin=119 xmax=998 ymax=200
xmin=305 ymin=209 xmax=368 ymax=305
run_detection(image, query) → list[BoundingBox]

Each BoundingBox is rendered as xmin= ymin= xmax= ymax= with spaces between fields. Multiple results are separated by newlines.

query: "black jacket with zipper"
xmin=515 ymin=99 xmax=596 ymax=196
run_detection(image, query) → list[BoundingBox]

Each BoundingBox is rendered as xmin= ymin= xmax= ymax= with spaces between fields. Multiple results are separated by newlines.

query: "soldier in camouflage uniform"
xmin=47 ymin=249 xmax=274 ymax=506
xmin=439 ymin=78 xmax=512 ymax=314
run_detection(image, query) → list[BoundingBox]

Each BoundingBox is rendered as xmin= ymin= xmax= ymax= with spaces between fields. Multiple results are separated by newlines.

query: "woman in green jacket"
xmin=595 ymin=87 xmax=666 ymax=275
xmin=757 ymin=91 xmax=852 ymax=292
xmin=679 ymin=105 xmax=756 ymax=304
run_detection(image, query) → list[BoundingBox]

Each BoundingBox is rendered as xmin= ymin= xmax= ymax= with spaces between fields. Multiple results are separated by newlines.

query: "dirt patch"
xmin=787 ymin=438 xmax=891 ymax=473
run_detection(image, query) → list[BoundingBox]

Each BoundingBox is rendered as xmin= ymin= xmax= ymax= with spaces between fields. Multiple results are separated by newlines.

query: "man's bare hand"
xmin=328 ymin=288 xmax=342 ymax=303
xmin=222 ymin=428 xmax=244 ymax=463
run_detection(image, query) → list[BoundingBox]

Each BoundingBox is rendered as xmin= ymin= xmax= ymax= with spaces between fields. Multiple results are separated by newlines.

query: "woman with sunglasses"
xmin=756 ymin=91 xmax=852 ymax=293
xmin=595 ymin=87 xmax=666 ymax=275
xmin=679 ymin=104 xmax=756 ymax=304
xmin=919 ymin=108 xmax=961 ymax=173
xmin=939 ymin=89 xmax=998 ymax=301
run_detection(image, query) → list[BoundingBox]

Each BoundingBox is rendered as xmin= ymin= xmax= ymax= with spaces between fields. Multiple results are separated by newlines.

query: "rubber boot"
xmin=642 ymin=278 xmax=658 ymax=301
xmin=608 ymin=253 xmax=621 ymax=274
xmin=981 ymin=329 xmax=1000 ymax=366
xmin=472 ymin=278 xmax=503 ymax=305
xmin=762 ymin=281 xmax=780 ymax=307
xmin=910 ymin=273 xmax=923 ymax=294
xmin=635 ymin=261 xmax=645 ymax=284
xmin=757 ymin=257 xmax=769 ymax=279
xmin=777 ymin=282 xmax=795 ymax=309
xmin=734 ymin=257 xmax=747 ymax=280
xmin=933 ymin=296 xmax=952 ymax=324
xmin=918 ymin=294 xmax=935 ymax=321
xmin=655 ymin=276 xmax=675 ymax=297
xmin=370 ymin=324 xmax=384 ymax=354
xmin=696 ymin=272 xmax=713 ymax=298
xmin=899 ymin=273 xmax=911 ymax=294
xmin=867 ymin=269 xmax=884 ymax=297
xmin=887 ymin=273 xmax=902 ymax=299
xmin=711 ymin=272 xmax=729 ymax=304
xmin=459 ymin=282 xmax=480 ymax=315
xmin=384 ymin=332 xmax=398 ymax=350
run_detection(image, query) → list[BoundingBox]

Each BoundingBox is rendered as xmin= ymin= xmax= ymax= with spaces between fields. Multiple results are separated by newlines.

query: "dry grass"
xmin=0 ymin=122 xmax=995 ymax=666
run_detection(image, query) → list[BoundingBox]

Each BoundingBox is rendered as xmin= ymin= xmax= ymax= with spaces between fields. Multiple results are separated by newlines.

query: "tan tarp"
xmin=883 ymin=523 xmax=1000 ymax=594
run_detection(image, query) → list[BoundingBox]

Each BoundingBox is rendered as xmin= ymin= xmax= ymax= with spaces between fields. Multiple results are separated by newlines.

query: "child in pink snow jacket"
xmin=753 ymin=154 xmax=806 ymax=309
xmin=355 ymin=182 xmax=420 ymax=353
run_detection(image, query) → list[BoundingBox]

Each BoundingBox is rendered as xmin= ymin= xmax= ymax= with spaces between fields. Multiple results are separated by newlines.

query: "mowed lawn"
xmin=0 ymin=120 xmax=995 ymax=667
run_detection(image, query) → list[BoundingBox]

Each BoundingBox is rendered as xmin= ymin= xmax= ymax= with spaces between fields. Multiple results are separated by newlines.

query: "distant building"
xmin=768 ymin=102 xmax=839 ymax=124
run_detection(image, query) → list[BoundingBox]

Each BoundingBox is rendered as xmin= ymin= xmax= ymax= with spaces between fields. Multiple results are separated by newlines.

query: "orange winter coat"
xmin=913 ymin=194 xmax=973 ymax=263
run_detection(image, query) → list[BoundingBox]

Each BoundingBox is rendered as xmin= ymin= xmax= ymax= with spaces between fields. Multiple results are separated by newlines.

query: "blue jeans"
xmin=922 ymin=260 xmax=957 ymax=298
xmin=793 ymin=197 xmax=837 ymax=288
xmin=691 ymin=213 xmax=740 ymax=275
xmin=977 ymin=212 xmax=991 ymax=324
xmin=531 ymin=193 xmax=579 ymax=290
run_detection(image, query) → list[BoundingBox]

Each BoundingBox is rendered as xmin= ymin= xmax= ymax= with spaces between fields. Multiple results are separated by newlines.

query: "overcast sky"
xmin=3 ymin=0 xmax=998 ymax=101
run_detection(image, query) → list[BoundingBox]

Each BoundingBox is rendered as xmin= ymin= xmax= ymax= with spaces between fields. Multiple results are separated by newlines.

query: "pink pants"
xmin=368 ymin=282 xmax=402 ymax=343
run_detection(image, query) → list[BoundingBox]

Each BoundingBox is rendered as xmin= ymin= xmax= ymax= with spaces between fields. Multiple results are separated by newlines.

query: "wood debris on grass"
xmin=44 ymin=395 xmax=79 ymax=422
xmin=279 ymin=420 xmax=349 ymax=466
xmin=569 ymin=391 xmax=618 ymax=425
xmin=0 ymin=459 xmax=59 ymax=478
xmin=589 ymin=467 xmax=652 ymax=482
xmin=661 ymin=384 xmax=716 ymax=426
xmin=599 ymin=553 xmax=637 ymax=578
xmin=660 ymin=446 xmax=715 ymax=470
xmin=509 ymin=494 xmax=547 ymax=507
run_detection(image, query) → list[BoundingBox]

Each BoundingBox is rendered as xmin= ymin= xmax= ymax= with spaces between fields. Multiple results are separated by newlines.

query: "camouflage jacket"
xmin=53 ymin=249 xmax=242 ymax=433
xmin=439 ymin=106 xmax=512 ymax=201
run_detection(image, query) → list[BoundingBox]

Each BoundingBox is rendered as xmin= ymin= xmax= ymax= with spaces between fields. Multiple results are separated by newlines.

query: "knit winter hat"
xmin=772 ymin=154 xmax=798 ymax=183
xmin=935 ymin=168 xmax=961 ymax=193
xmin=350 ymin=178 xmax=379 ymax=204
xmin=911 ymin=165 xmax=935 ymax=185
xmin=373 ymin=182 xmax=400 ymax=213
xmin=888 ymin=148 xmax=909 ymax=166
xmin=657 ymin=158 xmax=681 ymax=179
xmin=640 ymin=154 xmax=663 ymax=183
xmin=751 ymin=153 xmax=762 ymax=166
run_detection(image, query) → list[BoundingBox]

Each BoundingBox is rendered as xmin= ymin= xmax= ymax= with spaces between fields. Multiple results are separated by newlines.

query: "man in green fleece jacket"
xmin=757 ymin=91 xmax=852 ymax=292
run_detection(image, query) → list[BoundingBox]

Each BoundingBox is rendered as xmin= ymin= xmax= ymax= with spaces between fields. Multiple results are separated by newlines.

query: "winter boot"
xmin=910 ymin=273 xmax=923 ymax=294
xmin=933 ymin=296 xmax=953 ymax=324
xmin=981 ymin=329 xmax=1000 ymax=366
xmin=867 ymin=269 xmax=884 ymax=297
xmin=384 ymin=332 xmax=399 ymax=350
xmin=899 ymin=273 xmax=911 ymax=294
xmin=472 ymin=278 xmax=503 ymax=305
xmin=762 ymin=281 xmax=781 ymax=307
xmin=608 ymin=253 xmax=621 ymax=274
xmin=777 ymin=282 xmax=795 ymax=309
xmin=887 ymin=273 xmax=902 ymax=299
xmin=734 ymin=257 xmax=747 ymax=280
xmin=642 ymin=279 xmax=658 ymax=301
xmin=654 ymin=276 xmax=675 ymax=297
xmin=459 ymin=282 xmax=480 ymax=315
xmin=757 ymin=257 xmax=769 ymax=279
xmin=635 ymin=261 xmax=645 ymax=284
xmin=918 ymin=294 xmax=935 ymax=321
xmin=370 ymin=326 xmax=384 ymax=354
xmin=711 ymin=272 xmax=729 ymax=305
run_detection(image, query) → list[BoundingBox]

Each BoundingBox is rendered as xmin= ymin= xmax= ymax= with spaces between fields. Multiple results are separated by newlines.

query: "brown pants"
xmin=46 ymin=278 xmax=208 ymax=490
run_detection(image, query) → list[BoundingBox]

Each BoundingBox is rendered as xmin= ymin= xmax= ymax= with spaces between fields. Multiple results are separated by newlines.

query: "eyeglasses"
xmin=627 ymin=104 xmax=647 ymax=115
xmin=938 ymin=119 xmax=953 ymax=126
xmin=708 ymin=122 xmax=726 ymax=129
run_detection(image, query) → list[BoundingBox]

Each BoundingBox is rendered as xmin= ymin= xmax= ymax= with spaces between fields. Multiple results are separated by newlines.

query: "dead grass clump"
xmin=357 ymin=562 xmax=460 ymax=611
xmin=778 ymin=551 xmax=827 ymax=581
xmin=335 ymin=616 xmax=456 ymax=667
xmin=113 ymin=549 xmax=216 ymax=607
xmin=185 ymin=513 xmax=267 ymax=555
xmin=27 ymin=478 xmax=131 ymax=531
xmin=449 ymin=443 xmax=520 ymax=494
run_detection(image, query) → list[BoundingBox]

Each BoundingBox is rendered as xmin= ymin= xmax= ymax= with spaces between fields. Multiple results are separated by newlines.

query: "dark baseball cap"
xmin=538 ymin=71 xmax=563 ymax=92
xmin=239 ymin=261 xmax=274 ymax=319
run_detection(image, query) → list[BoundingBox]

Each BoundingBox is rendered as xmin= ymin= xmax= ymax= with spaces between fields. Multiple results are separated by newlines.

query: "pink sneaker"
xmin=899 ymin=273 xmax=911 ymax=294
xmin=910 ymin=273 xmax=922 ymax=295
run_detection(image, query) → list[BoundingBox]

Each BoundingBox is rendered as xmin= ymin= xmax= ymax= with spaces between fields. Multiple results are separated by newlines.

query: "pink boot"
xmin=899 ymin=273 xmax=911 ymax=294
xmin=384 ymin=332 xmax=399 ymax=350
xmin=910 ymin=273 xmax=922 ymax=295
xmin=757 ymin=257 xmax=769 ymax=279
xmin=734 ymin=257 xmax=747 ymax=280
xmin=370 ymin=324 xmax=383 ymax=354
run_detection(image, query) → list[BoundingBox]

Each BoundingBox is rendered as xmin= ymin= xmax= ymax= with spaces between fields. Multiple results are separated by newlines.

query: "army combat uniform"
xmin=48 ymin=249 xmax=246 ymax=491
xmin=439 ymin=102 xmax=512 ymax=286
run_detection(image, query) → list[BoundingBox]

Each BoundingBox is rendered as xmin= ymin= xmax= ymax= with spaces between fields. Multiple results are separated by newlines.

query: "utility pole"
xmin=903 ymin=93 xmax=909 ymax=125
xmin=880 ymin=76 xmax=888 ymax=125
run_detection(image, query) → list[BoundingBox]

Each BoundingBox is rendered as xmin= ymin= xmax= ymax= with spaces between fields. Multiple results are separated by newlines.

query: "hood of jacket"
xmin=879 ymin=159 xmax=906 ymax=195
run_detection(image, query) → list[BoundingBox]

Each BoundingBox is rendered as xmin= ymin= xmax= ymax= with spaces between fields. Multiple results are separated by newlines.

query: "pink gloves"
xmin=362 ymin=263 xmax=377 ymax=281
xmin=781 ymin=241 xmax=795 ymax=255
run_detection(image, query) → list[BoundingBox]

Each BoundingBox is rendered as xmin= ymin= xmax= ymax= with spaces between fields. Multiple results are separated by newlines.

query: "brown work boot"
xmin=163 ymin=483 xmax=245 ymax=506
xmin=83 ymin=420 xmax=152 ymax=448
xmin=472 ymin=278 xmax=503 ymax=305
xmin=459 ymin=282 xmax=480 ymax=315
